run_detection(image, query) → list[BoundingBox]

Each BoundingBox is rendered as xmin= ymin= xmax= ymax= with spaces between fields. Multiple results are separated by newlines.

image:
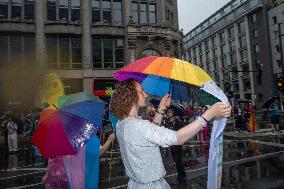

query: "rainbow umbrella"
xmin=32 ymin=92 xmax=105 ymax=159
xmin=114 ymin=56 xmax=220 ymax=105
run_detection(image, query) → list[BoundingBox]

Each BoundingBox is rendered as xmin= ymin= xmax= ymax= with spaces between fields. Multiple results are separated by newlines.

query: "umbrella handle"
xmin=108 ymin=141 xmax=114 ymax=183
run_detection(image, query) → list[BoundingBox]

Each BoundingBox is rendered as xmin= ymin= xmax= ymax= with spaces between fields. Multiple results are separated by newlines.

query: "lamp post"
xmin=277 ymin=22 xmax=284 ymax=110
xmin=278 ymin=23 xmax=284 ymax=77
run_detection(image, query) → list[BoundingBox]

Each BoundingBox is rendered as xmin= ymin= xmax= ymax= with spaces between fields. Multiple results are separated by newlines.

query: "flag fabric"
xmin=248 ymin=106 xmax=256 ymax=132
xmin=63 ymin=135 xmax=100 ymax=189
xmin=202 ymin=81 xmax=228 ymax=189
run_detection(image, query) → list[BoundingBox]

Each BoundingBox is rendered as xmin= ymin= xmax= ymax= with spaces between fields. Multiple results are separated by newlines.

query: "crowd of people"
xmin=4 ymin=80 xmax=283 ymax=188
xmin=233 ymin=100 xmax=281 ymax=133
xmin=0 ymin=110 xmax=40 ymax=153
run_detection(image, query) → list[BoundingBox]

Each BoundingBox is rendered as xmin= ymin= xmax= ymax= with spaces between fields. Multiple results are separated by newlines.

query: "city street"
xmin=0 ymin=129 xmax=283 ymax=189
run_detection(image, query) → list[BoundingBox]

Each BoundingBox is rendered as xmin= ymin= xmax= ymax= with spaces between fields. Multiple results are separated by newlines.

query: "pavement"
xmin=224 ymin=128 xmax=284 ymax=139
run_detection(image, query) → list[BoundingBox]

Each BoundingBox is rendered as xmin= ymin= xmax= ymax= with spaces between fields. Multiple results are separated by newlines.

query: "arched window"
xmin=138 ymin=49 xmax=161 ymax=59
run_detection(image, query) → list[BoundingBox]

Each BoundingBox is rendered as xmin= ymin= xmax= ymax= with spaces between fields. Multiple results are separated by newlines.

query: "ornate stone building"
xmin=0 ymin=0 xmax=182 ymax=110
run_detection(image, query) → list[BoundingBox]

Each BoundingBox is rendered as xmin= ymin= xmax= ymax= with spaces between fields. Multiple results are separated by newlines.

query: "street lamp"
xmin=277 ymin=22 xmax=284 ymax=77
xmin=277 ymin=22 xmax=284 ymax=110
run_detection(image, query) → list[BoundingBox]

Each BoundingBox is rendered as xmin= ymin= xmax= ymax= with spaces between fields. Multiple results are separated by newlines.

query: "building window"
xmin=92 ymin=0 xmax=100 ymax=23
xmin=243 ymin=80 xmax=251 ymax=91
xmin=92 ymin=0 xmax=122 ymax=25
xmin=272 ymin=16 xmax=277 ymax=24
xmin=239 ymin=35 xmax=246 ymax=49
xmin=115 ymin=38 xmax=124 ymax=68
xmin=131 ymin=2 xmax=138 ymax=23
xmin=253 ymin=29 xmax=258 ymax=38
xmin=230 ymin=53 xmax=236 ymax=65
xmin=0 ymin=35 xmax=8 ymax=66
xmin=229 ymin=40 xmax=236 ymax=52
xmin=219 ymin=32 xmax=225 ymax=43
xmin=113 ymin=0 xmax=122 ymax=25
xmin=71 ymin=37 xmax=81 ymax=68
xmin=71 ymin=0 xmax=80 ymax=22
xmin=240 ymin=50 xmax=248 ymax=62
xmin=252 ymin=14 xmax=256 ymax=22
xmin=220 ymin=45 xmax=226 ymax=56
xmin=131 ymin=1 xmax=157 ymax=25
xmin=24 ymin=0 xmax=34 ymax=20
xmin=211 ymin=36 xmax=216 ymax=47
xmin=140 ymin=3 xmax=147 ymax=24
xmin=275 ymin=45 xmax=280 ymax=53
xmin=205 ymin=40 xmax=209 ymax=51
xmin=47 ymin=0 xmax=80 ymax=23
xmin=254 ymin=44 xmax=259 ymax=53
xmin=47 ymin=0 xmax=56 ymax=21
xmin=103 ymin=38 xmax=113 ymax=68
xmin=1 ymin=0 xmax=34 ymax=20
xmin=92 ymin=38 xmax=102 ymax=68
xmin=238 ymin=21 xmax=246 ymax=34
xmin=0 ymin=34 xmax=35 ymax=66
xmin=92 ymin=36 xmax=124 ymax=69
xmin=149 ymin=3 xmax=156 ymax=24
xmin=102 ymin=0 xmax=111 ymax=23
xmin=273 ymin=30 xmax=278 ymax=39
xmin=228 ymin=26 xmax=235 ymax=39
xmin=59 ymin=0 xmax=68 ymax=21
xmin=47 ymin=36 xmax=82 ymax=69
xmin=12 ymin=0 xmax=22 ymax=18
xmin=0 ymin=0 xmax=8 ymax=19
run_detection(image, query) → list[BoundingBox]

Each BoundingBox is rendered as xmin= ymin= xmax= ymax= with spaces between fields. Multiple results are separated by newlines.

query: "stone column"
xmin=165 ymin=37 xmax=172 ymax=57
xmin=81 ymin=0 xmax=93 ymax=92
xmin=128 ymin=34 xmax=137 ymax=62
xmin=35 ymin=0 xmax=47 ymax=69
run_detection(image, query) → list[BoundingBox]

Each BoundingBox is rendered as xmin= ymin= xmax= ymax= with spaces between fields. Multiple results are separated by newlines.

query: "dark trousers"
xmin=170 ymin=145 xmax=186 ymax=180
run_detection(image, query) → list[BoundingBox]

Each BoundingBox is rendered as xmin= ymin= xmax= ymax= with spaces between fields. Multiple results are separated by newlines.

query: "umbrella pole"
xmin=108 ymin=141 xmax=114 ymax=183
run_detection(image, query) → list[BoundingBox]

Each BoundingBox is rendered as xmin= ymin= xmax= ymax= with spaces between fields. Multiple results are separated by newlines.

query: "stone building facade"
xmin=183 ymin=0 xmax=275 ymax=108
xmin=0 ymin=0 xmax=182 ymax=110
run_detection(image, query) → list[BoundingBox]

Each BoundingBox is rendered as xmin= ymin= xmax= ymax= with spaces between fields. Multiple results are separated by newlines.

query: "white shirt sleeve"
xmin=141 ymin=120 xmax=178 ymax=148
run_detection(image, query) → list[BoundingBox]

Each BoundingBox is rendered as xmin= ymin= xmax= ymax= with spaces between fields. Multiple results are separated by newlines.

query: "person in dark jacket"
xmin=164 ymin=107 xmax=186 ymax=183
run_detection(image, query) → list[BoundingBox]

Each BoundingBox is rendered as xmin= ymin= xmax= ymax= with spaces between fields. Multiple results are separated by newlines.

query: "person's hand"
xmin=107 ymin=133 xmax=116 ymax=143
xmin=202 ymin=102 xmax=231 ymax=121
xmin=159 ymin=94 xmax=171 ymax=111
xmin=42 ymin=174 xmax=48 ymax=183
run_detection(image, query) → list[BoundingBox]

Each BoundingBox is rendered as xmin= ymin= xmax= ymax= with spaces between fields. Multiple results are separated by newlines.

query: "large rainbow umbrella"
xmin=114 ymin=56 xmax=220 ymax=104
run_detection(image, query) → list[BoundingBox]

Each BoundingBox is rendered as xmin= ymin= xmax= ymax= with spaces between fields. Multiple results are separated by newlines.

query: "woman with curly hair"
xmin=110 ymin=79 xmax=231 ymax=189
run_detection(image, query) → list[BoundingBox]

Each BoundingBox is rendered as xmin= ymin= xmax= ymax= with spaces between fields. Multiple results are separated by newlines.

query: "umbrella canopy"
xmin=114 ymin=56 xmax=212 ymax=101
xmin=114 ymin=56 xmax=224 ymax=105
xmin=40 ymin=73 xmax=64 ymax=105
xmin=32 ymin=92 xmax=105 ymax=159
xmin=262 ymin=96 xmax=279 ymax=109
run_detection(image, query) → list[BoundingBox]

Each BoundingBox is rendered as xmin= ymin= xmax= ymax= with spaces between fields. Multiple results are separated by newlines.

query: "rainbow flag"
xmin=63 ymin=135 xmax=100 ymax=189
xmin=248 ymin=106 xmax=256 ymax=132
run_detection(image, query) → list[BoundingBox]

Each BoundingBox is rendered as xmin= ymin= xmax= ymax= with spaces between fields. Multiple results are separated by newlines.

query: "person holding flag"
xmin=110 ymin=79 xmax=231 ymax=188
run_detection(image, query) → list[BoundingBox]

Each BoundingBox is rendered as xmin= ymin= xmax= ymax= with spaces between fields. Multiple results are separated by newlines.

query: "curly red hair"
xmin=110 ymin=79 xmax=139 ymax=120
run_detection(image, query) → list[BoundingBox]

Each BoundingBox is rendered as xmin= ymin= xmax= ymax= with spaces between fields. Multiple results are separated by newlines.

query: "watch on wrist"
xmin=196 ymin=116 xmax=207 ymax=128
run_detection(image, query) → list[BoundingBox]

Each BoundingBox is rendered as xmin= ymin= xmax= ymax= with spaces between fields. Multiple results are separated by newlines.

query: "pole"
xmin=278 ymin=23 xmax=284 ymax=111
xmin=278 ymin=23 xmax=284 ymax=78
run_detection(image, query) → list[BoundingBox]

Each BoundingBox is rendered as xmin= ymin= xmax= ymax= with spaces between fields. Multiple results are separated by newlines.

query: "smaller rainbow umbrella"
xmin=32 ymin=92 xmax=105 ymax=159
